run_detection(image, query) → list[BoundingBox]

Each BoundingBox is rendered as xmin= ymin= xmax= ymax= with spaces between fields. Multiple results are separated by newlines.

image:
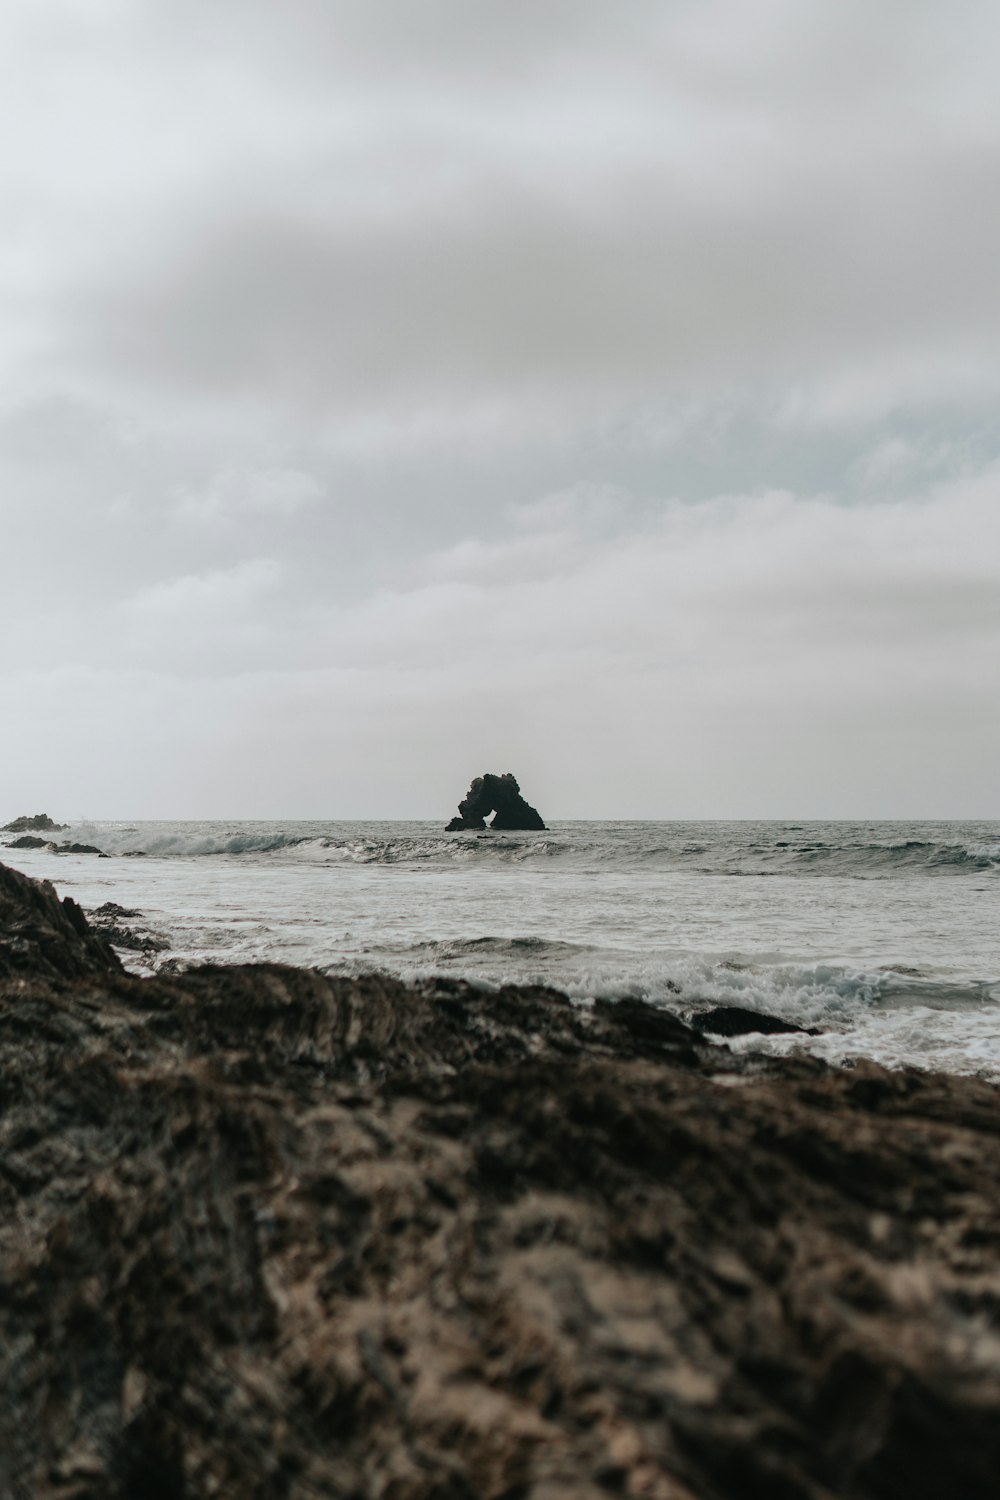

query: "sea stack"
xmin=445 ymin=772 xmax=546 ymax=831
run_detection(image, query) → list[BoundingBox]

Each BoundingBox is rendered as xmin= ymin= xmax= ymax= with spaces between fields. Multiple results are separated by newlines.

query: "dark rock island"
xmin=2 ymin=857 xmax=1000 ymax=1498
xmin=445 ymin=771 xmax=546 ymax=831
xmin=1 ymin=811 xmax=67 ymax=833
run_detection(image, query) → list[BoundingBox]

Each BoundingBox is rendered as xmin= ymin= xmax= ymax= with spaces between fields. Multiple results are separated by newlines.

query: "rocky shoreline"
xmin=2 ymin=859 xmax=1000 ymax=1498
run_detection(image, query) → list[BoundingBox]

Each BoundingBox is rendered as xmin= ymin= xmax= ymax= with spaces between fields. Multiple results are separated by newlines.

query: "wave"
xmin=556 ymin=959 xmax=1000 ymax=1022
xmin=310 ymin=938 xmax=1000 ymax=1077
xmin=316 ymin=835 xmax=571 ymax=866
xmin=384 ymin=934 xmax=596 ymax=961
xmin=108 ymin=830 xmax=314 ymax=857
xmin=47 ymin=823 xmax=571 ymax=865
xmin=706 ymin=838 xmax=1000 ymax=877
xmin=788 ymin=839 xmax=1000 ymax=872
xmin=18 ymin=820 xmax=999 ymax=877
xmin=318 ymin=934 xmax=998 ymax=1017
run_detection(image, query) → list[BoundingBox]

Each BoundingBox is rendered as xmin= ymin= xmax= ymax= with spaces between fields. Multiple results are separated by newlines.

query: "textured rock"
xmin=88 ymin=901 xmax=171 ymax=955
xmin=0 ymin=859 xmax=122 ymax=982
xmin=1 ymin=811 xmax=67 ymax=832
xmin=2 ymin=860 xmax=1000 ymax=1498
xmin=446 ymin=771 xmax=546 ymax=831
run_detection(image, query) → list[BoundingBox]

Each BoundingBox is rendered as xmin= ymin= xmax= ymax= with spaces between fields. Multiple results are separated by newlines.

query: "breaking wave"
xmin=316 ymin=836 xmax=571 ymax=866
xmin=746 ymin=838 xmax=1000 ymax=876
xmin=43 ymin=822 xmax=572 ymax=865
xmin=18 ymin=819 xmax=999 ymax=877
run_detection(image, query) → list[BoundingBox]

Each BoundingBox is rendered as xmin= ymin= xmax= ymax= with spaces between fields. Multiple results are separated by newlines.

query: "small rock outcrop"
xmin=445 ymin=771 xmax=546 ymax=831
xmin=88 ymin=900 xmax=171 ymax=954
xmin=1 ymin=812 xmax=67 ymax=833
xmin=690 ymin=1005 xmax=821 ymax=1037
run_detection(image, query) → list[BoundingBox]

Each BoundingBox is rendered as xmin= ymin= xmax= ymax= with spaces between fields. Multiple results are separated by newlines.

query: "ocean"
xmin=5 ymin=818 xmax=999 ymax=1079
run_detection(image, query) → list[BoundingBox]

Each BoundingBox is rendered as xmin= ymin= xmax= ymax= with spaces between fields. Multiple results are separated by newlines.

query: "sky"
xmin=2 ymin=0 xmax=999 ymax=819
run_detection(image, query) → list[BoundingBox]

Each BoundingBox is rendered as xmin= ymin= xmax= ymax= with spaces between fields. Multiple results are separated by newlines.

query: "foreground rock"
xmin=2 ymin=862 xmax=1000 ymax=1498
xmin=0 ymin=860 xmax=122 ymax=982
xmin=1 ymin=811 xmax=67 ymax=833
xmin=446 ymin=771 xmax=546 ymax=830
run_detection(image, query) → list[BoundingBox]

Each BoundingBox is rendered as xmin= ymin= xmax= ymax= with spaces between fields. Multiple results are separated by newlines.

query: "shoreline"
xmin=3 ymin=858 xmax=1000 ymax=1496
xmin=4 ymin=826 xmax=1000 ymax=1084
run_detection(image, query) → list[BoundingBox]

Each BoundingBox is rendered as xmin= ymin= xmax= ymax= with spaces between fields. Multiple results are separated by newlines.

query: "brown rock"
xmin=0 ymin=859 xmax=122 ymax=982
xmin=1 ymin=860 xmax=1000 ymax=1498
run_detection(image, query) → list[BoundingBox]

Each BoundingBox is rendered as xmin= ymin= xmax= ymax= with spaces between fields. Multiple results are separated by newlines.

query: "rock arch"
xmin=445 ymin=773 xmax=546 ymax=831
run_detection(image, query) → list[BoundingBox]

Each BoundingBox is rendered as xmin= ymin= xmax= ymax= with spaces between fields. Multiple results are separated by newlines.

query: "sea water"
xmin=5 ymin=819 xmax=999 ymax=1079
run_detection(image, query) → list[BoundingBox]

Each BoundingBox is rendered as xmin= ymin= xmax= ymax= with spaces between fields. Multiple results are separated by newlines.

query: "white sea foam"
xmin=3 ymin=817 xmax=998 ymax=1077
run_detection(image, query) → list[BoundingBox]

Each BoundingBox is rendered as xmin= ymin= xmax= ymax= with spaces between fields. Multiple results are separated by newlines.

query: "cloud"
xmin=4 ymin=468 xmax=999 ymax=816
xmin=124 ymin=557 xmax=281 ymax=619
xmin=64 ymin=146 xmax=1000 ymax=434
xmin=0 ymin=0 xmax=989 ymax=443
xmin=343 ymin=474 xmax=1000 ymax=684
xmin=109 ymin=560 xmax=285 ymax=674
xmin=1 ymin=2 xmax=999 ymax=814
xmin=172 ymin=466 xmax=323 ymax=522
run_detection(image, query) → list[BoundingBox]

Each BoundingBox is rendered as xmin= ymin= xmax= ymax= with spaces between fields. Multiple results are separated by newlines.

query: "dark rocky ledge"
xmin=446 ymin=771 xmax=546 ymax=830
xmin=1 ymin=811 xmax=67 ymax=833
xmin=2 ymin=860 xmax=1000 ymax=1498
xmin=87 ymin=900 xmax=171 ymax=956
xmin=3 ymin=835 xmax=109 ymax=856
xmin=689 ymin=1004 xmax=822 ymax=1037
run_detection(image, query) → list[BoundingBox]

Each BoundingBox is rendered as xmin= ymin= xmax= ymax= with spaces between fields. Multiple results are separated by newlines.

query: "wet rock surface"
xmin=2 ymin=861 xmax=1000 ymax=1498
xmin=446 ymin=771 xmax=546 ymax=831
xmin=87 ymin=900 xmax=171 ymax=956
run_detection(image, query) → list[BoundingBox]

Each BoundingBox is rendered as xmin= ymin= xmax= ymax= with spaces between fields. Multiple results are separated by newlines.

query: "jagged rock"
xmin=445 ymin=771 xmax=546 ymax=831
xmin=3 ymin=859 xmax=1000 ymax=1498
xmin=0 ymin=860 xmax=122 ymax=982
xmin=51 ymin=842 xmax=107 ymax=856
xmin=3 ymin=834 xmax=48 ymax=849
xmin=91 ymin=901 xmax=143 ymax=919
xmin=1 ymin=812 xmax=67 ymax=833
xmin=88 ymin=901 xmax=171 ymax=954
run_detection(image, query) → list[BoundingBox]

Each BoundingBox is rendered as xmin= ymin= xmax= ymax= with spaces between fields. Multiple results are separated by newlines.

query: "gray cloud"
xmin=72 ymin=149 xmax=1000 ymax=416
xmin=1 ymin=1 xmax=999 ymax=814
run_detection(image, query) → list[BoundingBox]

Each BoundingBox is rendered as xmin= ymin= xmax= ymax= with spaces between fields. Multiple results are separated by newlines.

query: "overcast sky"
xmin=2 ymin=0 xmax=999 ymax=819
